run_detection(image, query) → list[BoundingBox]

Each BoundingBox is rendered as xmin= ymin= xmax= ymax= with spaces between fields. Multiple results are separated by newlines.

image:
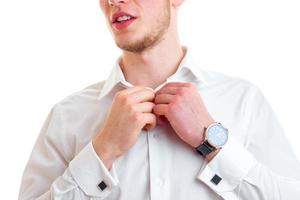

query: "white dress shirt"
xmin=19 ymin=46 xmax=300 ymax=200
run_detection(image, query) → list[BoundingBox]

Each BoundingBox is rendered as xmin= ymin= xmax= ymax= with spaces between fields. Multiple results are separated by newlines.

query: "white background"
xmin=0 ymin=0 xmax=299 ymax=198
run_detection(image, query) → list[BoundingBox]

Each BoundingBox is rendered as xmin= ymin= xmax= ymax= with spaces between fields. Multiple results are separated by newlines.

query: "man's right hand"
xmin=92 ymin=86 xmax=157 ymax=169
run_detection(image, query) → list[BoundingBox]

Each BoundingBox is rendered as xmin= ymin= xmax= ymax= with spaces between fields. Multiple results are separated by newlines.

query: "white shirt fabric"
xmin=19 ymin=46 xmax=300 ymax=200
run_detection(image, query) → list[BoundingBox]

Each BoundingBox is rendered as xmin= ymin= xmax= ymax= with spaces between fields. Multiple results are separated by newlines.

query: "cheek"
xmin=147 ymin=4 xmax=166 ymax=24
xmin=138 ymin=0 xmax=161 ymax=19
xmin=141 ymin=9 xmax=159 ymax=30
xmin=99 ymin=0 xmax=108 ymax=15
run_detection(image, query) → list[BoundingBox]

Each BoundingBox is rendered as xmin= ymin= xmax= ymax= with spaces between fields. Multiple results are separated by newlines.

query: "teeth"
xmin=117 ymin=15 xmax=132 ymax=22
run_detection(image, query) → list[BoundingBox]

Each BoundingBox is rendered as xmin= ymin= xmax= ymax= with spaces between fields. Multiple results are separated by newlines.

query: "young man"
xmin=19 ymin=0 xmax=300 ymax=199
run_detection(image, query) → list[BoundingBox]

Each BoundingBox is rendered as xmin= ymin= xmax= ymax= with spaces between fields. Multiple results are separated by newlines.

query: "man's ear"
xmin=171 ymin=0 xmax=185 ymax=8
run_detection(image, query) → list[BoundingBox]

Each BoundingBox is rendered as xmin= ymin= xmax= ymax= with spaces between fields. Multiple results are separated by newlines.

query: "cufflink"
xmin=211 ymin=174 xmax=222 ymax=185
xmin=98 ymin=180 xmax=107 ymax=191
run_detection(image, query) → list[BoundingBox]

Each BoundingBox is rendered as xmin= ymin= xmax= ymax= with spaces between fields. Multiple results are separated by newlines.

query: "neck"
xmin=119 ymin=31 xmax=185 ymax=89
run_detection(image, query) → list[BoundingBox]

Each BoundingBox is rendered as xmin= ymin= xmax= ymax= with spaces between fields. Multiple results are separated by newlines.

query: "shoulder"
xmin=47 ymin=80 xmax=107 ymax=127
xmin=56 ymin=80 xmax=106 ymax=106
xmin=43 ymin=80 xmax=107 ymax=159
xmin=201 ymin=69 xmax=263 ymax=99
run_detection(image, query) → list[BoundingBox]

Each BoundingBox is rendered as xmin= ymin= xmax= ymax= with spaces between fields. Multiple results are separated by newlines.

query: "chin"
xmin=115 ymin=35 xmax=141 ymax=48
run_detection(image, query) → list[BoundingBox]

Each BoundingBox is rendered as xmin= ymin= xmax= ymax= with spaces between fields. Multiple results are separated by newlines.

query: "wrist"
xmin=195 ymin=121 xmax=228 ymax=159
xmin=202 ymin=117 xmax=216 ymax=135
xmin=192 ymin=118 xmax=216 ymax=148
xmin=92 ymin=139 xmax=116 ymax=170
xmin=205 ymin=149 xmax=220 ymax=162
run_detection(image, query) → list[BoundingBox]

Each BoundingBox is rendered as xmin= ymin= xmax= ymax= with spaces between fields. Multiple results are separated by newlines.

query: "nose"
xmin=108 ymin=0 xmax=128 ymax=6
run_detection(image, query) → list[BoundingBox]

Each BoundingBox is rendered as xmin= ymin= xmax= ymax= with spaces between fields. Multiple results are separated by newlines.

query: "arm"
xmin=197 ymin=86 xmax=300 ymax=199
xmin=18 ymin=104 xmax=118 ymax=200
xmin=153 ymin=82 xmax=300 ymax=199
xmin=19 ymin=85 xmax=157 ymax=200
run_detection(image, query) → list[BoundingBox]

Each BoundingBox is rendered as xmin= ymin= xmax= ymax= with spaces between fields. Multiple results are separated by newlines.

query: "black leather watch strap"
xmin=196 ymin=141 xmax=215 ymax=157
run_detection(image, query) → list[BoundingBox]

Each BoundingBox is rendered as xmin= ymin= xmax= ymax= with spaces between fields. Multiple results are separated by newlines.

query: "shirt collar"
xmin=97 ymin=46 xmax=207 ymax=100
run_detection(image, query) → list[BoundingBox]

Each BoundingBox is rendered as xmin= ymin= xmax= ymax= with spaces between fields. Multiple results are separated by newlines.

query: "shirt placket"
xmin=147 ymin=127 xmax=166 ymax=200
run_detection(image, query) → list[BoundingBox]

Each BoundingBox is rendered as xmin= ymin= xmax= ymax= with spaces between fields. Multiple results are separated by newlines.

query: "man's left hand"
xmin=153 ymin=82 xmax=215 ymax=148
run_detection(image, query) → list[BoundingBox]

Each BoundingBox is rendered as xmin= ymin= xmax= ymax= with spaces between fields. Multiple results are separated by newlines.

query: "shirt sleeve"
xmin=196 ymin=85 xmax=300 ymax=200
xmin=18 ymin=104 xmax=119 ymax=200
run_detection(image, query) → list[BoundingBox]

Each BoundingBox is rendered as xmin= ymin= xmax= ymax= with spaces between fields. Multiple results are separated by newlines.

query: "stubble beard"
xmin=115 ymin=2 xmax=171 ymax=53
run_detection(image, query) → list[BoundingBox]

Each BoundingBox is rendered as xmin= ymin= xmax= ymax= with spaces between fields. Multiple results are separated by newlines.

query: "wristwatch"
xmin=196 ymin=122 xmax=229 ymax=157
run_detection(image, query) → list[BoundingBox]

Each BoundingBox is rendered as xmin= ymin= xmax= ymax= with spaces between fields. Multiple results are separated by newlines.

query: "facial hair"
xmin=115 ymin=1 xmax=171 ymax=53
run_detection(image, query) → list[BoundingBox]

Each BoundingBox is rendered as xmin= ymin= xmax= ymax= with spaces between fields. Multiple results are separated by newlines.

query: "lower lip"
xmin=113 ymin=18 xmax=136 ymax=30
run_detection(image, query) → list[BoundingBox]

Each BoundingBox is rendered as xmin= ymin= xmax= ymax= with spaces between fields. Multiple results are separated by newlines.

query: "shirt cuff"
xmin=69 ymin=141 xmax=119 ymax=197
xmin=197 ymin=135 xmax=258 ymax=193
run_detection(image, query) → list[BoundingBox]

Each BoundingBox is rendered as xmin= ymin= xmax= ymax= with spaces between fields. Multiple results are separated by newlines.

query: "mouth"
xmin=111 ymin=11 xmax=137 ymax=30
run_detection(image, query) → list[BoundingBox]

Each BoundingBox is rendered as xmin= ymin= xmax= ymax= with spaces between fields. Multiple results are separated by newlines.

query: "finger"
xmin=135 ymin=102 xmax=155 ymax=113
xmin=141 ymin=113 xmax=157 ymax=130
xmin=143 ymin=123 xmax=156 ymax=131
xmin=155 ymin=86 xmax=179 ymax=95
xmin=153 ymin=104 xmax=169 ymax=116
xmin=156 ymin=115 xmax=168 ymax=125
xmin=130 ymin=88 xmax=155 ymax=103
xmin=161 ymin=82 xmax=190 ymax=88
xmin=121 ymin=85 xmax=153 ymax=96
xmin=154 ymin=94 xmax=175 ymax=104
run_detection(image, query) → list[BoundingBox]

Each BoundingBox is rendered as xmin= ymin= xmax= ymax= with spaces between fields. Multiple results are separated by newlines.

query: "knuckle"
xmin=167 ymin=103 xmax=176 ymax=114
xmin=178 ymin=87 xmax=188 ymax=95
xmin=128 ymin=104 xmax=136 ymax=112
xmin=187 ymin=82 xmax=196 ymax=89
xmin=181 ymin=86 xmax=195 ymax=96
xmin=129 ymin=112 xmax=137 ymax=121
xmin=123 ymin=96 xmax=132 ymax=105
xmin=133 ymin=113 xmax=142 ymax=122
xmin=173 ymin=96 xmax=183 ymax=104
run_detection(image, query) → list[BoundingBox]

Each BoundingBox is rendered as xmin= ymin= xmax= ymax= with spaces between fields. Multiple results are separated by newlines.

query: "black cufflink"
xmin=211 ymin=174 xmax=222 ymax=185
xmin=98 ymin=181 xmax=107 ymax=191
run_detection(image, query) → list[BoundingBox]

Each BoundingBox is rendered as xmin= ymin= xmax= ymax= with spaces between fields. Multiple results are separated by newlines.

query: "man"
xmin=19 ymin=0 xmax=300 ymax=199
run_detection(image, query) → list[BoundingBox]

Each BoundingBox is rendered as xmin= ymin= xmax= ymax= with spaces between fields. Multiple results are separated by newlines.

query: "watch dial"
xmin=207 ymin=123 xmax=228 ymax=147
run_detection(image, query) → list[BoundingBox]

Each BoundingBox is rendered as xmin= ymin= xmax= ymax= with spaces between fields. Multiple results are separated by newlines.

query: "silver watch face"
xmin=206 ymin=123 xmax=228 ymax=148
